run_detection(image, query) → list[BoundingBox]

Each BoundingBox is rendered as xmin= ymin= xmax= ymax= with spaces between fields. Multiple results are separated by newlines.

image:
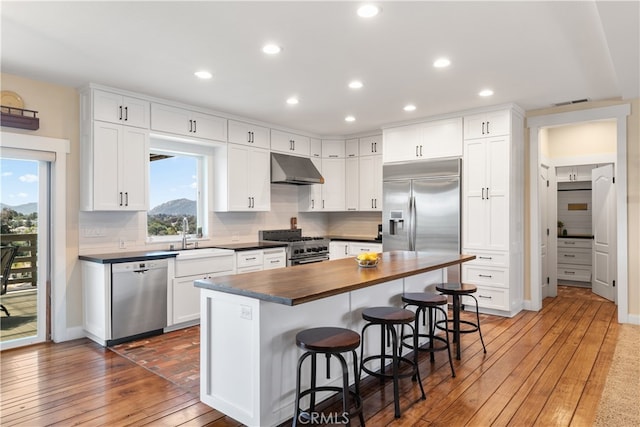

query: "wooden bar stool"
xmin=359 ymin=307 xmax=426 ymax=418
xmin=400 ymin=292 xmax=455 ymax=377
xmin=293 ymin=327 xmax=365 ymax=427
xmin=435 ymin=283 xmax=486 ymax=360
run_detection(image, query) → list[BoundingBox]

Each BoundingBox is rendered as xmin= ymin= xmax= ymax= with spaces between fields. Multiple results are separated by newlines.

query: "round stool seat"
xmin=402 ymin=292 xmax=448 ymax=306
xmin=362 ymin=306 xmax=415 ymax=324
xmin=436 ymin=282 xmax=477 ymax=295
xmin=296 ymin=327 xmax=360 ymax=353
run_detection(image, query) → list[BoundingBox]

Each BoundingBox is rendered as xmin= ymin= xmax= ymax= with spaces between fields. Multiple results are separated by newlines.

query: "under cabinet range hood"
xmin=270 ymin=152 xmax=324 ymax=185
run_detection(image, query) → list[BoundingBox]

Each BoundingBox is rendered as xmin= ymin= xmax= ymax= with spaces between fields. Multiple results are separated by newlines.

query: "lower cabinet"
xmin=236 ymin=248 xmax=287 ymax=274
xmin=461 ymin=249 xmax=518 ymax=315
xmin=329 ymin=241 xmax=382 ymax=260
xmin=557 ymin=238 xmax=592 ymax=282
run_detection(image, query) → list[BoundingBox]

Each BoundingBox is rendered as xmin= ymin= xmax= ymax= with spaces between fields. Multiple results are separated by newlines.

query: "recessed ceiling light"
xmin=357 ymin=4 xmax=381 ymax=18
xmin=345 ymin=115 xmax=356 ymax=122
xmin=194 ymin=70 xmax=212 ymax=79
xmin=433 ymin=58 xmax=451 ymax=68
xmin=286 ymin=97 xmax=299 ymax=105
xmin=262 ymin=44 xmax=282 ymax=54
xmin=349 ymin=80 xmax=363 ymax=89
xmin=479 ymin=89 xmax=494 ymax=97
xmin=403 ymin=104 xmax=416 ymax=112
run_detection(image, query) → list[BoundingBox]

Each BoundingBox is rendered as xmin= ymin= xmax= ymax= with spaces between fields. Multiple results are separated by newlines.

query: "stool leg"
xmin=293 ymin=352 xmax=312 ymax=427
xmin=427 ymin=306 xmax=435 ymax=363
xmin=388 ymin=324 xmax=401 ymax=418
xmin=351 ymin=349 xmax=366 ymax=427
xmin=310 ymin=353 xmax=317 ymax=411
xmin=333 ymin=353 xmax=351 ymax=427
xmin=471 ymin=295 xmax=487 ymax=354
xmin=410 ymin=323 xmax=426 ymax=401
xmin=452 ymin=294 xmax=461 ymax=360
xmin=436 ymin=305 xmax=456 ymax=378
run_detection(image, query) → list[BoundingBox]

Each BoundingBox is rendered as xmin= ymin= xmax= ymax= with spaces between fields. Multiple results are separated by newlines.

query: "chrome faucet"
xmin=181 ymin=217 xmax=192 ymax=249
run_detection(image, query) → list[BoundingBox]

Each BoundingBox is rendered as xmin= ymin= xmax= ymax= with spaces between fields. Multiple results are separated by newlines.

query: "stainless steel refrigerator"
xmin=382 ymin=158 xmax=461 ymax=282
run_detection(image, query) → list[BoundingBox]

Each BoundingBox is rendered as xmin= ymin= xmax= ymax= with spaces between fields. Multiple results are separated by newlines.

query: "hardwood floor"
xmin=0 ymin=286 xmax=617 ymax=426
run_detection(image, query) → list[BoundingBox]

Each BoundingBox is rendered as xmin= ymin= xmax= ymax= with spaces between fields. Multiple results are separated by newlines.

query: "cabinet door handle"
xmin=372 ymin=142 xmax=375 ymax=153
xmin=193 ymin=120 xmax=197 ymax=133
xmin=486 ymin=187 xmax=489 ymax=199
xmin=482 ymin=121 xmax=485 ymax=135
xmin=248 ymin=197 xmax=252 ymax=208
xmin=119 ymin=106 xmax=123 ymax=120
xmin=124 ymin=106 xmax=128 ymax=121
xmin=119 ymin=192 xmax=123 ymax=206
xmin=478 ymin=294 xmax=492 ymax=299
xmin=125 ymin=192 xmax=129 ymax=206
xmin=322 ymin=200 xmax=325 ymax=209
xmin=247 ymin=131 xmax=251 ymax=143
xmin=478 ymin=274 xmax=493 ymax=278
xmin=416 ymin=145 xmax=419 ymax=157
xmin=482 ymin=188 xmax=485 ymax=200
xmin=189 ymin=119 xmax=193 ymax=132
xmin=374 ymin=198 xmax=377 ymax=209
xmin=486 ymin=121 xmax=490 ymax=134
xmin=371 ymin=199 xmax=374 ymax=209
xmin=344 ymin=246 xmax=348 ymax=255
xmin=374 ymin=142 xmax=377 ymax=153
xmin=311 ymin=199 xmax=315 ymax=209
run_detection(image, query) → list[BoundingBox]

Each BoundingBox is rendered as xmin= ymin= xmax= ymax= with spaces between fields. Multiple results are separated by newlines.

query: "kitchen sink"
xmin=176 ymin=247 xmax=234 ymax=259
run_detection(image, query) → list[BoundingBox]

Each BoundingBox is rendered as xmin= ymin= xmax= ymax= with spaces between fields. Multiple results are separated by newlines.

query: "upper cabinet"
xmin=151 ymin=103 xmax=227 ymax=142
xmin=222 ymin=144 xmax=271 ymax=211
xmin=80 ymin=87 xmax=148 ymax=211
xmin=227 ymin=120 xmax=270 ymax=149
xmin=463 ymin=110 xmax=510 ymax=139
xmin=310 ymin=138 xmax=322 ymax=158
xmin=383 ymin=118 xmax=462 ymax=163
xmin=299 ymin=157 xmax=345 ymax=212
xmin=270 ymin=129 xmax=310 ymax=156
xmin=358 ymin=154 xmax=382 ymax=211
xmin=322 ymin=139 xmax=345 ymax=158
xmin=93 ymin=89 xmax=149 ymax=129
xmin=345 ymin=139 xmax=359 ymax=158
xmin=556 ymin=164 xmax=595 ymax=182
xmin=359 ymin=135 xmax=382 ymax=156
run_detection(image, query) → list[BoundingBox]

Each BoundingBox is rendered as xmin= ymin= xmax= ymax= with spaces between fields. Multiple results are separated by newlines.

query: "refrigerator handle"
xmin=409 ymin=196 xmax=416 ymax=251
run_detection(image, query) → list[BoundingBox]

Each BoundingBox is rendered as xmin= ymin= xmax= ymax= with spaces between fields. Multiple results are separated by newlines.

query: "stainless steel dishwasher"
xmin=110 ymin=259 xmax=168 ymax=345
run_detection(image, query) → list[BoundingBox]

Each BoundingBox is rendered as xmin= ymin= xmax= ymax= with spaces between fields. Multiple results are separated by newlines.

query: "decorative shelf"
xmin=1 ymin=106 xmax=40 ymax=130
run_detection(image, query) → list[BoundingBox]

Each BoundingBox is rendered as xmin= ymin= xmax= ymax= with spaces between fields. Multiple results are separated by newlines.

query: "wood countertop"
xmin=195 ymin=251 xmax=475 ymax=306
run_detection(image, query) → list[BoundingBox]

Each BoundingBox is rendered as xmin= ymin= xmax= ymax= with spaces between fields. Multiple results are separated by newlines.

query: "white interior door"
xmin=539 ymin=166 xmax=550 ymax=296
xmin=592 ymin=164 xmax=616 ymax=301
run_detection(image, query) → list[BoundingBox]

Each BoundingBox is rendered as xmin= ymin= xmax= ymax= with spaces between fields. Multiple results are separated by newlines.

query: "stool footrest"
xmin=361 ymin=355 xmax=417 ymax=381
xmin=401 ymin=333 xmax=450 ymax=353
xmin=435 ymin=319 xmax=480 ymax=334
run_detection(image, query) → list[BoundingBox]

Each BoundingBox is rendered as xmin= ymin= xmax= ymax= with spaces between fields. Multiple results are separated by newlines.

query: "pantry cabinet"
xmin=358 ymin=154 xmax=382 ymax=211
xmin=270 ymin=129 xmax=310 ymax=156
xmin=382 ymin=118 xmax=462 ymax=163
xmin=151 ymin=103 xmax=227 ymax=142
xmin=227 ymin=120 xmax=270 ymax=149
xmin=345 ymin=157 xmax=359 ymax=211
xmin=93 ymin=89 xmax=149 ymax=128
xmin=461 ymin=107 xmax=524 ymax=316
xmin=225 ymin=144 xmax=270 ymax=211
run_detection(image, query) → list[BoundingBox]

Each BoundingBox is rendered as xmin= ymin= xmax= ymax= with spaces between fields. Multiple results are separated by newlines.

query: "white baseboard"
xmin=54 ymin=325 xmax=85 ymax=343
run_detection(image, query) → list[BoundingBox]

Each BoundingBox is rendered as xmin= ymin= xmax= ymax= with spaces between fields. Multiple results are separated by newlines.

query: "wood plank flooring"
xmin=0 ymin=286 xmax=618 ymax=426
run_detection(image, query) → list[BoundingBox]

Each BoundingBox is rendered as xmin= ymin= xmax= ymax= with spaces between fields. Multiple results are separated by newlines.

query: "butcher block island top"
xmin=194 ymin=251 xmax=475 ymax=305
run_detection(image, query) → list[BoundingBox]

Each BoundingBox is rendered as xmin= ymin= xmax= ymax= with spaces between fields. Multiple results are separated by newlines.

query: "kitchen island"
xmin=195 ymin=251 xmax=475 ymax=426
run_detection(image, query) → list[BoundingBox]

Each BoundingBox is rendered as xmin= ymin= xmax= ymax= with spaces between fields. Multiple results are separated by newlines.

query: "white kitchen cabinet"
xmin=358 ymin=154 xmax=382 ymax=211
xmin=557 ymin=238 xmax=592 ymax=282
xmin=93 ymin=89 xmax=149 ymax=128
xmin=82 ymin=121 xmax=148 ymax=211
xmin=359 ymin=134 xmax=382 ymax=156
xmin=310 ymin=138 xmax=322 ymax=158
xmin=270 ymin=129 xmax=310 ymax=156
xmin=299 ymin=157 xmax=345 ymax=211
xmin=151 ymin=103 xmax=227 ymax=142
xmin=329 ymin=241 xmax=350 ymax=260
xmin=463 ymin=110 xmax=510 ymax=139
xmin=346 ymin=139 xmax=359 ymax=158
xmin=227 ymin=120 xmax=270 ymax=149
xmin=556 ymin=164 xmax=594 ymax=182
xmin=461 ymin=107 xmax=524 ymax=317
xmin=236 ymin=250 xmax=264 ymax=274
xmin=329 ymin=241 xmax=382 ymax=260
xmin=322 ymin=139 xmax=345 ymax=158
xmin=262 ymin=248 xmax=287 ymax=270
xmin=348 ymin=242 xmax=382 ymax=255
xmin=345 ymin=157 xmax=359 ymax=211
xmin=383 ymin=118 xmax=462 ymax=163
xmin=225 ymin=143 xmax=271 ymax=211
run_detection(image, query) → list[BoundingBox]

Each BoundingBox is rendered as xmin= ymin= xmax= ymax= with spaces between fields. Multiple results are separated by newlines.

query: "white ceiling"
xmin=1 ymin=1 xmax=638 ymax=137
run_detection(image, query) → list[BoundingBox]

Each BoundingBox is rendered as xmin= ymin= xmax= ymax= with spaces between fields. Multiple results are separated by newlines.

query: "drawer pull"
xmin=270 ymin=260 xmax=279 ymax=264
xmin=478 ymin=274 xmax=493 ymax=278
xmin=246 ymin=257 xmax=256 ymax=261
xmin=564 ymin=241 xmax=576 ymax=245
xmin=478 ymin=294 xmax=492 ymax=299
xmin=564 ymin=271 xmax=575 ymax=274
xmin=563 ymin=254 xmax=576 ymax=257
xmin=478 ymin=256 xmax=493 ymax=260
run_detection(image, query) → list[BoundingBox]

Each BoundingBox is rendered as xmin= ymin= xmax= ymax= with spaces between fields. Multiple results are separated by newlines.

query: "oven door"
xmin=290 ymin=254 xmax=330 ymax=266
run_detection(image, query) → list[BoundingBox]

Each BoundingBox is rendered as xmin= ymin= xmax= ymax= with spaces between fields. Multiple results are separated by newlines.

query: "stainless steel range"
xmin=259 ymin=229 xmax=330 ymax=266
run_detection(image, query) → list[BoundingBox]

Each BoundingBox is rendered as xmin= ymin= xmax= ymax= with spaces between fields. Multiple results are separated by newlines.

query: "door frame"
xmin=527 ymin=104 xmax=630 ymax=323
xmin=0 ymin=132 xmax=70 ymax=345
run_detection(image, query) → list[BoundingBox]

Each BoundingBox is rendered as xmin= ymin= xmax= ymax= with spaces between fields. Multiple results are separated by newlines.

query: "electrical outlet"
xmin=118 ymin=238 xmax=126 ymax=249
xmin=240 ymin=305 xmax=252 ymax=320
